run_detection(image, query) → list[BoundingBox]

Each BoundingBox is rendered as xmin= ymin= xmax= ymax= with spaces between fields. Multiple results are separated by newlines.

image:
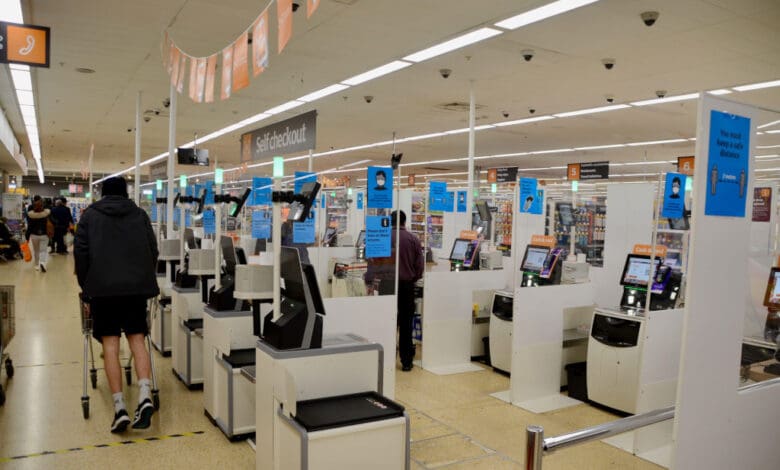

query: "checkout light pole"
xmin=272 ymin=157 xmax=284 ymax=321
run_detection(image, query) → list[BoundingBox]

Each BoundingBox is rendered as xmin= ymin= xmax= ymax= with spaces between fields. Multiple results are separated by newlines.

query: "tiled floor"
xmin=0 ymin=253 xmax=662 ymax=469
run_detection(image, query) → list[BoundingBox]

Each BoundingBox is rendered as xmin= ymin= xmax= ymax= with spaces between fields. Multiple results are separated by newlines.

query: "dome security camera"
xmin=656 ymin=90 xmax=667 ymax=98
xmin=154 ymin=108 xmax=161 ymax=115
xmin=605 ymin=94 xmax=615 ymax=103
xmin=640 ymin=11 xmax=659 ymax=27
xmin=292 ymin=2 xmax=300 ymax=12
xmin=144 ymin=116 xmax=151 ymax=123
xmin=529 ymin=108 xmax=536 ymax=114
xmin=602 ymin=58 xmax=616 ymax=70
xmin=364 ymin=95 xmax=374 ymax=104
xmin=439 ymin=68 xmax=452 ymax=79
xmin=502 ymin=111 xmax=509 ymax=118
xmin=521 ymin=49 xmax=535 ymax=62
xmin=162 ymin=98 xmax=171 ymax=108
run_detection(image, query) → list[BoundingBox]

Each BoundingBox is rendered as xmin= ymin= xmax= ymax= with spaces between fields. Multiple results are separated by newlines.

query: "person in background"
xmin=0 ymin=216 xmax=21 ymax=260
xmin=364 ymin=210 xmax=424 ymax=371
xmin=26 ymin=195 xmax=50 ymax=272
xmin=74 ymin=177 xmax=159 ymax=433
xmin=50 ymin=197 xmax=74 ymax=254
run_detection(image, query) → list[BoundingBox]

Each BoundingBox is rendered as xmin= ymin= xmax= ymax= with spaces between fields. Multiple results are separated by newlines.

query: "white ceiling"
xmin=1 ymin=0 xmax=779 ymax=185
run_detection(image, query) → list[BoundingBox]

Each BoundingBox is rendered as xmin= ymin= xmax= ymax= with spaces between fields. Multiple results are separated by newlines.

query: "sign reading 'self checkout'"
xmin=0 ymin=21 xmax=51 ymax=68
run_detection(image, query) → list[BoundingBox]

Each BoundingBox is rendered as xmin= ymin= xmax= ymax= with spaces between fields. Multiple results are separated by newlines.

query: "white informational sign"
xmin=2 ymin=193 xmax=24 ymax=220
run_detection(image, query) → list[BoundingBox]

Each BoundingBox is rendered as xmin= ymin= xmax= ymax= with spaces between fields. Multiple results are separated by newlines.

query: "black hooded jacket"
xmin=74 ymin=196 xmax=159 ymax=299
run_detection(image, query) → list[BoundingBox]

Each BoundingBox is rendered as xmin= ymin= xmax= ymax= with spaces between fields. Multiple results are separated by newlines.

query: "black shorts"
xmin=90 ymin=296 xmax=149 ymax=341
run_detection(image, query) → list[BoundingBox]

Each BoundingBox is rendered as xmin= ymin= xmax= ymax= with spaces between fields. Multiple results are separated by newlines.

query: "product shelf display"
xmin=409 ymin=192 xmax=426 ymax=245
xmin=324 ymin=190 xmax=348 ymax=234
xmin=493 ymin=197 xmax=513 ymax=254
xmin=548 ymin=200 xmax=606 ymax=267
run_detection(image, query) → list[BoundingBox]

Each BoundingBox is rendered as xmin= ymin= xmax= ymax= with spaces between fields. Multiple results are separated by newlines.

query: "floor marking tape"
xmin=0 ymin=431 xmax=205 ymax=463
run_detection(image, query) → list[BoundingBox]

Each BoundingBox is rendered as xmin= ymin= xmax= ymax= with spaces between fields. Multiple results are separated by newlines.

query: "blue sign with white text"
xmin=429 ymin=181 xmax=448 ymax=211
xmin=531 ymin=189 xmax=544 ymax=215
xmin=251 ymin=177 xmax=272 ymax=206
xmin=519 ymin=178 xmax=541 ymax=214
xmin=365 ymin=215 xmax=392 ymax=258
xmin=705 ymin=110 xmax=750 ymax=217
xmin=457 ymin=191 xmax=467 ymax=213
xmin=252 ymin=210 xmax=271 ymax=239
xmin=357 ymin=192 xmax=364 ymax=210
xmin=293 ymin=210 xmax=315 ymax=244
xmin=367 ymin=166 xmax=393 ymax=209
xmin=204 ymin=180 xmax=215 ymax=205
xmin=203 ymin=209 xmax=216 ymax=235
xmin=444 ymin=191 xmax=455 ymax=212
xmin=294 ymin=171 xmax=316 ymax=194
xmin=662 ymin=172 xmax=687 ymax=219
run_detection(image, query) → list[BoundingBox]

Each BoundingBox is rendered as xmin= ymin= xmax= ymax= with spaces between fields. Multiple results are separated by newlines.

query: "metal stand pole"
xmin=166 ymin=84 xmax=177 ymax=239
xmin=525 ymin=425 xmax=544 ymax=470
xmin=272 ymin=175 xmax=282 ymax=321
xmin=467 ymin=81 xmax=476 ymax=230
xmin=134 ymin=91 xmax=142 ymax=204
xmin=646 ymin=173 xmax=664 ymax=312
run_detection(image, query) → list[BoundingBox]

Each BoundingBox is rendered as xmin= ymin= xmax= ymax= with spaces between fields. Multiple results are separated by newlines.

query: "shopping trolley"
xmin=0 ymin=286 xmax=15 ymax=406
xmin=80 ymin=296 xmax=160 ymax=419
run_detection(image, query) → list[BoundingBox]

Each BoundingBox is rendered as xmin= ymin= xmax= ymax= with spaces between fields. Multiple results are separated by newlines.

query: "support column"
xmin=134 ymin=91 xmax=142 ymax=203
xmin=166 ymin=84 xmax=177 ymax=238
xmin=467 ymin=81 xmax=476 ymax=229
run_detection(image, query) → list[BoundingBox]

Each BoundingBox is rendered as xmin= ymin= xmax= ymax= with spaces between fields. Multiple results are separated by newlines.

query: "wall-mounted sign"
xmin=293 ymin=210 xmax=315 ymax=243
xmin=444 ymin=191 xmax=454 ymax=212
xmin=202 ymin=209 xmax=216 ymax=235
xmin=568 ymin=161 xmax=609 ymax=181
xmin=519 ymin=177 xmax=540 ymax=214
xmin=456 ymin=190 xmax=467 ymax=213
xmin=251 ymin=177 xmax=272 ymax=206
xmin=252 ymin=210 xmax=272 ymax=238
xmin=240 ymin=110 xmax=317 ymax=162
xmin=677 ymin=156 xmax=695 ymax=176
xmin=752 ymin=187 xmax=772 ymax=222
xmin=661 ymin=172 xmax=687 ymax=219
xmin=495 ymin=167 xmax=518 ymax=183
xmin=705 ymin=110 xmax=750 ymax=218
xmin=357 ymin=192 xmax=364 ymax=209
xmin=0 ymin=22 xmax=51 ymax=68
xmin=429 ymin=181 xmax=448 ymax=211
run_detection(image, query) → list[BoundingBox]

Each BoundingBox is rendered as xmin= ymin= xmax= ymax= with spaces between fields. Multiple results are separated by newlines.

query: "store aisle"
xmin=0 ymin=253 xmax=661 ymax=469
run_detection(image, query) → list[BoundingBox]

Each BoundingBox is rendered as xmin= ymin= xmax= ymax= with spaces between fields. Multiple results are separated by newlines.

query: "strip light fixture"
xmin=733 ymin=79 xmax=780 ymax=92
xmin=630 ymin=93 xmax=699 ymax=106
xmin=402 ymin=28 xmax=503 ymax=63
xmin=495 ymin=0 xmax=600 ymax=30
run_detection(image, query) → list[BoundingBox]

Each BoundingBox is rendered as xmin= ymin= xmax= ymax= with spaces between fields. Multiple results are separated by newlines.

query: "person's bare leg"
xmin=101 ymin=336 xmax=123 ymax=393
xmin=126 ymin=333 xmax=150 ymax=380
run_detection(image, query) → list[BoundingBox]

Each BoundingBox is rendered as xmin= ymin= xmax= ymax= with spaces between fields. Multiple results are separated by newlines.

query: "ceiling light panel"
xmin=403 ymin=28 xmax=503 ymax=63
xmin=733 ymin=79 xmax=780 ymax=92
xmin=630 ymin=93 xmax=699 ymax=106
xmin=265 ymin=100 xmax=304 ymax=115
xmin=341 ymin=60 xmax=412 ymax=86
xmin=298 ymin=84 xmax=350 ymax=102
xmin=493 ymin=115 xmax=555 ymax=127
xmin=553 ymin=103 xmax=630 ymax=117
xmin=495 ymin=0 xmax=600 ymax=30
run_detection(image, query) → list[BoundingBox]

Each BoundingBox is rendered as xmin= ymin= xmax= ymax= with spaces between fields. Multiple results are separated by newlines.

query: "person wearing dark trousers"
xmin=74 ymin=177 xmax=160 ymax=433
xmin=365 ymin=210 xmax=424 ymax=371
xmin=50 ymin=198 xmax=73 ymax=254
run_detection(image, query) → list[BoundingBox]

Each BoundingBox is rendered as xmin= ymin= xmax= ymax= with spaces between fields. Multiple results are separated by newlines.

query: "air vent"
xmin=436 ymin=102 xmax=486 ymax=112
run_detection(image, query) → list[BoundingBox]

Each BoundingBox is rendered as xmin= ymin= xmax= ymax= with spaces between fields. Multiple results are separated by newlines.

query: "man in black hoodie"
xmin=75 ymin=177 xmax=159 ymax=433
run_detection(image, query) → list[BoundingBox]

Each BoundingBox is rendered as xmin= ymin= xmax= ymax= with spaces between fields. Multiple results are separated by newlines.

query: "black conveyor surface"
xmin=183 ymin=318 xmax=203 ymax=331
xmin=294 ymin=392 xmax=404 ymax=432
xmin=223 ymin=349 xmax=255 ymax=368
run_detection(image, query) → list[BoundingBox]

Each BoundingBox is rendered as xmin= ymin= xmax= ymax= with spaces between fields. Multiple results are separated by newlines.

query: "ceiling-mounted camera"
xmin=602 ymin=58 xmax=615 ymax=70
xmin=521 ymin=49 xmax=535 ymax=62
xmin=605 ymin=94 xmax=615 ymax=103
xmin=640 ymin=11 xmax=659 ymax=27
xmin=364 ymin=95 xmax=374 ymax=104
xmin=439 ymin=68 xmax=451 ymax=79
xmin=502 ymin=111 xmax=510 ymax=118
xmin=292 ymin=2 xmax=300 ymax=12
xmin=529 ymin=108 xmax=536 ymax=114
xmin=656 ymin=90 xmax=667 ymax=98
xmin=144 ymin=116 xmax=151 ymax=123
xmin=163 ymin=98 xmax=171 ymax=108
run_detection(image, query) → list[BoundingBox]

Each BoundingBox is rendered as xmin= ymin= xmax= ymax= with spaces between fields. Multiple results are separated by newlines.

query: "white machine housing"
xmin=188 ymin=249 xmax=215 ymax=274
xmin=480 ymin=251 xmax=504 ymax=270
xmin=234 ymin=265 xmax=273 ymax=297
xmin=489 ymin=290 xmax=513 ymax=374
xmin=561 ymin=261 xmax=589 ymax=284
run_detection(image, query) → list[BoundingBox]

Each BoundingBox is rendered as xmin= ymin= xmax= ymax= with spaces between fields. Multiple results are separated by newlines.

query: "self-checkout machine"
xmin=256 ymin=158 xmax=408 ymax=470
xmin=150 ymin=184 xmax=182 ymax=356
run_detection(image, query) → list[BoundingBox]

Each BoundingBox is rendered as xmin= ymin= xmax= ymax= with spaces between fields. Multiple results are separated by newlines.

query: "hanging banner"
xmin=204 ymin=55 xmax=217 ymax=103
xmin=429 ymin=181 xmax=448 ymax=211
xmin=367 ymin=166 xmax=393 ymax=209
xmin=519 ymin=177 xmax=540 ymax=213
xmin=232 ymin=32 xmax=250 ymax=92
xmin=188 ymin=56 xmax=199 ymax=101
xmin=752 ymin=187 xmax=772 ymax=222
xmin=277 ymin=0 xmax=293 ymax=54
xmin=357 ymin=192 xmax=364 ymax=209
xmin=532 ymin=189 xmax=544 ymax=215
xmin=252 ymin=210 xmax=272 ymax=239
xmin=365 ymin=215 xmax=392 ymax=258
xmin=496 ymin=167 xmax=518 ymax=183
xmin=176 ymin=55 xmax=187 ymax=93
xmin=677 ymin=156 xmax=695 ymax=176
xmin=221 ymin=45 xmax=234 ymax=100
xmin=294 ymin=171 xmax=317 ymax=193
xmin=194 ymin=57 xmax=207 ymax=102
xmin=0 ymin=22 xmax=51 ymax=68
xmin=705 ymin=110 xmax=750 ymax=218
xmin=251 ymin=177 xmax=273 ymax=206
xmin=293 ymin=210 xmax=315 ymax=244
xmin=457 ymin=191 xmax=467 ymax=213
xmin=241 ymin=110 xmax=317 ymax=161
xmin=307 ymin=0 xmax=321 ymax=18
xmin=170 ymin=47 xmax=182 ymax=86
xmin=204 ymin=180 xmax=215 ymax=205
xmin=661 ymin=172 xmax=687 ymax=219
xmin=202 ymin=209 xmax=216 ymax=235
xmin=252 ymin=10 xmax=270 ymax=77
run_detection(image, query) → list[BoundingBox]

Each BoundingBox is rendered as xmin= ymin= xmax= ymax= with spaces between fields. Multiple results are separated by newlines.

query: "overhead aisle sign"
xmin=568 ymin=161 xmax=609 ymax=180
xmin=0 ymin=22 xmax=51 ymax=68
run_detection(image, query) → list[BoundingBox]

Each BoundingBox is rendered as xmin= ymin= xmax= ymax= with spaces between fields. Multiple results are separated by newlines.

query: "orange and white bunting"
xmin=221 ymin=45 xmax=234 ymax=100
xmin=188 ymin=56 xmax=198 ymax=101
xmin=194 ymin=58 xmax=207 ymax=103
xmin=176 ymin=55 xmax=187 ymax=93
xmin=232 ymin=32 xmax=250 ymax=92
xmin=252 ymin=9 xmax=269 ymax=77
xmin=307 ymin=0 xmax=320 ymax=18
xmin=170 ymin=47 xmax=181 ymax=86
xmin=277 ymin=0 xmax=293 ymax=54
xmin=204 ymin=55 xmax=217 ymax=103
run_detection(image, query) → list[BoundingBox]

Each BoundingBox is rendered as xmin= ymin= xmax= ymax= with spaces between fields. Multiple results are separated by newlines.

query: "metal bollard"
xmin=526 ymin=425 xmax=544 ymax=470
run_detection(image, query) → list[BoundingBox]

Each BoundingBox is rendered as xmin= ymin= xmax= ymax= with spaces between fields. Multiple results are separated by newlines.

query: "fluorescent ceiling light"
xmin=298 ymin=84 xmax=350 ymax=103
xmin=397 ymin=132 xmax=448 ymax=143
xmin=342 ymin=61 xmax=412 ymax=86
xmin=733 ymin=79 xmax=780 ymax=92
xmin=766 ymin=129 xmax=780 ymax=134
xmin=10 ymin=69 xmax=33 ymax=91
xmin=16 ymin=90 xmax=34 ymax=106
xmin=758 ymin=144 xmax=780 ymax=149
xmin=403 ymin=28 xmax=502 ymax=63
xmin=495 ymin=0 xmax=599 ymax=30
xmin=758 ymin=119 xmax=780 ymax=129
xmin=20 ymin=105 xmax=36 ymax=120
xmin=554 ymin=103 xmax=630 ymax=117
xmin=474 ymin=124 xmax=495 ymax=131
xmin=493 ymin=115 xmax=555 ymax=127
xmin=531 ymin=148 xmax=575 ymax=154
xmin=574 ymin=144 xmax=625 ymax=150
xmin=444 ymin=128 xmax=470 ymax=135
xmin=707 ymin=89 xmax=732 ymax=95
xmin=626 ymin=138 xmax=688 ymax=146
xmin=756 ymin=154 xmax=780 ymax=159
xmin=630 ymin=93 xmax=699 ymax=106
xmin=0 ymin=1 xmax=23 ymax=22
xmin=265 ymin=100 xmax=304 ymax=115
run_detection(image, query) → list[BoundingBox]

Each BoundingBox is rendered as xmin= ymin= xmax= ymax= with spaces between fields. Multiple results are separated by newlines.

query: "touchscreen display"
xmin=523 ymin=247 xmax=549 ymax=272
xmin=623 ymin=257 xmax=654 ymax=286
xmin=451 ymin=240 xmax=470 ymax=261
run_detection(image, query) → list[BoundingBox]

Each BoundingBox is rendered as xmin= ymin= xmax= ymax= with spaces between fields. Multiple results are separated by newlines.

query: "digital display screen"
xmin=522 ymin=246 xmax=549 ymax=273
xmin=621 ymin=256 xmax=661 ymax=287
xmin=450 ymin=239 xmax=471 ymax=261
xmin=558 ymin=203 xmax=574 ymax=227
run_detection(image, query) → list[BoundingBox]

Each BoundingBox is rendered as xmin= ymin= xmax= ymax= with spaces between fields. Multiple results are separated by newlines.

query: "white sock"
xmin=138 ymin=378 xmax=151 ymax=403
xmin=112 ymin=392 xmax=126 ymax=413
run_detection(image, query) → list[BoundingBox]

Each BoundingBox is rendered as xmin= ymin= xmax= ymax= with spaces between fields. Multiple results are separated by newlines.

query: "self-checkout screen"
xmin=523 ymin=246 xmax=549 ymax=273
xmin=450 ymin=239 xmax=470 ymax=261
xmin=621 ymin=256 xmax=660 ymax=286
xmin=769 ymin=270 xmax=780 ymax=305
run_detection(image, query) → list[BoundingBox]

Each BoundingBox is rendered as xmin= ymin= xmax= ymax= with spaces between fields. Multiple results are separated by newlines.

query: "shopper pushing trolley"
xmin=74 ymin=177 xmax=161 ymax=433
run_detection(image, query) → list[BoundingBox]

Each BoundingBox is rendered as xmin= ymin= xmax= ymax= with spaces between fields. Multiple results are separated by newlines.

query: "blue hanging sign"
xmin=294 ymin=171 xmax=316 ymax=194
xmin=251 ymin=177 xmax=273 ymax=206
xmin=519 ymin=177 xmax=540 ymax=214
xmin=662 ymin=172 xmax=687 ymax=219
xmin=252 ymin=210 xmax=272 ymax=239
xmin=357 ymin=192 xmax=364 ymax=210
xmin=530 ymin=189 xmax=544 ymax=215
xmin=367 ymin=166 xmax=393 ymax=209
xmin=705 ymin=110 xmax=750 ymax=217
xmin=203 ymin=209 xmax=216 ymax=235
xmin=444 ymin=191 xmax=455 ymax=212
xmin=428 ymin=181 xmax=448 ymax=211
xmin=204 ymin=180 xmax=215 ymax=205
xmin=293 ymin=209 xmax=315 ymax=244
xmin=151 ymin=188 xmax=158 ymax=222
xmin=456 ymin=191 xmax=467 ymax=213
xmin=365 ymin=215 xmax=392 ymax=258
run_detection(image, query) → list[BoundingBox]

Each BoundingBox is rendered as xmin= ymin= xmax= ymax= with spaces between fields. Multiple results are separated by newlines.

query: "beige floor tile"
xmin=411 ymin=422 xmax=457 ymax=442
xmin=411 ymin=434 xmax=494 ymax=468
xmin=441 ymin=454 xmax=523 ymax=469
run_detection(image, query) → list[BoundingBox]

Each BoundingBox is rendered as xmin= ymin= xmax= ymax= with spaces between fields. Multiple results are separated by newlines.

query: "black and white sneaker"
xmin=111 ymin=409 xmax=131 ymax=433
xmin=131 ymin=398 xmax=154 ymax=429
xmin=40 ymin=263 xmax=46 ymax=273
